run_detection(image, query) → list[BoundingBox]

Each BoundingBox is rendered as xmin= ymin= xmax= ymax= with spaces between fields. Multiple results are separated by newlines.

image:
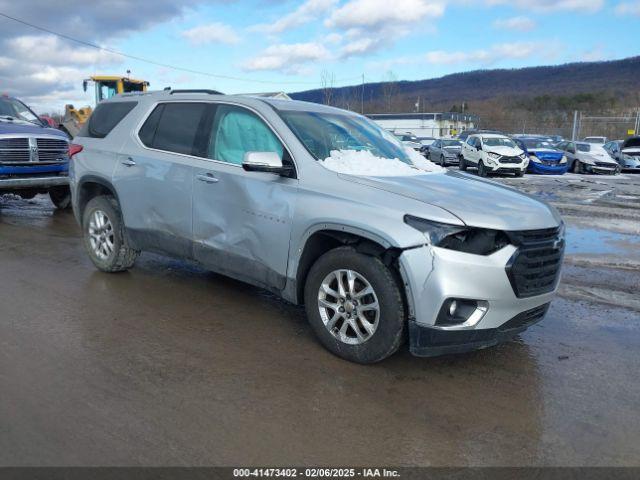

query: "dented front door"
xmin=191 ymin=104 xmax=297 ymax=291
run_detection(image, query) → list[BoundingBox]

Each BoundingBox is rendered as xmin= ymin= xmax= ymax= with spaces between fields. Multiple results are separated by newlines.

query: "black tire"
xmin=304 ymin=246 xmax=406 ymax=364
xmin=440 ymin=154 xmax=446 ymax=167
xmin=572 ymin=160 xmax=582 ymax=174
xmin=459 ymin=155 xmax=467 ymax=171
xmin=49 ymin=186 xmax=72 ymax=210
xmin=478 ymin=160 xmax=488 ymax=177
xmin=82 ymin=195 xmax=139 ymax=272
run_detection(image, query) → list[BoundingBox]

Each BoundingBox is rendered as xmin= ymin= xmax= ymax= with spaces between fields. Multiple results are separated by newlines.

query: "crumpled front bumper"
xmin=399 ymin=244 xmax=558 ymax=357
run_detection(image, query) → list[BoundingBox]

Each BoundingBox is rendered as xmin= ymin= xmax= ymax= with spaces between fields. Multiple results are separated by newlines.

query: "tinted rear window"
xmin=80 ymin=101 xmax=137 ymax=138
xmin=140 ymin=103 xmax=207 ymax=156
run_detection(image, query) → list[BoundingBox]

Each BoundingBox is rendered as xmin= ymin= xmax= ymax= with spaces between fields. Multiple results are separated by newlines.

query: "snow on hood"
xmin=485 ymin=145 xmax=523 ymax=156
xmin=319 ymin=149 xmax=445 ymax=177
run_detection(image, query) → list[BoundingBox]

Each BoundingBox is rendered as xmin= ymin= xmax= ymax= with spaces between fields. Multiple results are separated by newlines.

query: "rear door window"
xmin=139 ymin=102 xmax=208 ymax=156
xmin=80 ymin=101 xmax=137 ymax=138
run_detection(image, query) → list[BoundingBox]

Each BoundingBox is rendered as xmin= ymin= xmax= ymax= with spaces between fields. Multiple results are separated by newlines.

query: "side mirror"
xmin=476 ymin=144 xmax=482 ymax=151
xmin=242 ymin=151 xmax=292 ymax=175
xmin=568 ymin=147 xmax=576 ymax=154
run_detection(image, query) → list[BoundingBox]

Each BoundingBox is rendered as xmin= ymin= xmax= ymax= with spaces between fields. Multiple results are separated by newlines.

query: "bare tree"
xmin=381 ymin=71 xmax=398 ymax=112
xmin=321 ymin=70 xmax=335 ymax=106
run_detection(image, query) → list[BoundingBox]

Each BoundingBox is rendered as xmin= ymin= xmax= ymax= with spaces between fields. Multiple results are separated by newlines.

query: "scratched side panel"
xmin=191 ymin=158 xmax=297 ymax=291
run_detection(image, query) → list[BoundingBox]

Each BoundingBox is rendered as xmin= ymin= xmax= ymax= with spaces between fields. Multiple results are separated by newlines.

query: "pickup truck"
xmin=0 ymin=94 xmax=71 ymax=208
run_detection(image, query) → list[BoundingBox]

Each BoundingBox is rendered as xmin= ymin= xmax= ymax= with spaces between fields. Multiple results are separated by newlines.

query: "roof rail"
xmin=169 ymin=89 xmax=224 ymax=95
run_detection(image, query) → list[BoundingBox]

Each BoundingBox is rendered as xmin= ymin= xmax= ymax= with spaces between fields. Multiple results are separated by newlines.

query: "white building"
xmin=368 ymin=112 xmax=477 ymax=139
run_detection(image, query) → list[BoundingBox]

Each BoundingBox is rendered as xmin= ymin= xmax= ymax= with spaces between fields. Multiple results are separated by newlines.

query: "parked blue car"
xmin=513 ymin=137 xmax=568 ymax=175
xmin=0 ymin=94 xmax=71 ymax=208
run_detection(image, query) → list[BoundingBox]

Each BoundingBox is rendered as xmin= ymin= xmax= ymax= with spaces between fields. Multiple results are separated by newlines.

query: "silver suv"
xmin=70 ymin=90 xmax=564 ymax=363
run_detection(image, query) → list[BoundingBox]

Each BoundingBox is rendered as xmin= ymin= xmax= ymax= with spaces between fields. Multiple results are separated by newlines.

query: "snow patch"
xmin=319 ymin=149 xmax=445 ymax=176
xmin=404 ymin=147 xmax=447 ymax=173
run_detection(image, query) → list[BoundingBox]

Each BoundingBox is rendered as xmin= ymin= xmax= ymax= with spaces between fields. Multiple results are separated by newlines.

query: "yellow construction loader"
xmin=60 ymin=75 xmax=149 ymax=137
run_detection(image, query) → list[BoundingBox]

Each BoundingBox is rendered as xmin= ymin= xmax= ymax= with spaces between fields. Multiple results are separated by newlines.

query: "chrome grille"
xmin=505 ymin=227 xmax=564 ymax=298
xmin=0 ymin=138 xmax=30 ymax=163
xmin=36 ymin=138 xmax=69 ymax=162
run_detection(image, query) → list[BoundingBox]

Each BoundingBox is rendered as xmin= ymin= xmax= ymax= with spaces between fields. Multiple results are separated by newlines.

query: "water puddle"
xmin=566 ymin=225 xmax=640 ymax=256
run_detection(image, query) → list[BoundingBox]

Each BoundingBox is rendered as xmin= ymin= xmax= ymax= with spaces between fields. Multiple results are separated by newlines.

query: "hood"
xmin=341 ymin=170 xmax=560 ymax=231
xmin=0 ymin=120 xmax=68 ymax=138
xmin=622 ymin=137 xmax=640 ymax=149
xmin=529 ymin=148 xmax=563 ymax=161
xmin=485 ymin=145 xmax=523 ymax=156
xmin=578 ymin=153 xmax=616 ymax=165
xmin=443 ymin=145 xmax=462 ymax=153
xmin=621 ymin=147 xmax=640 ymax=156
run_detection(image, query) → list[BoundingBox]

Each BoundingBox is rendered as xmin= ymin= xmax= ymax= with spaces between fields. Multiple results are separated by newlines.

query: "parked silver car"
xmin=69 ymin=90 xmax=564 ymax=363
xmin=426 ymin=139 xmax=462 ymax=166
xmin=604 ymin=138 xmax=640 ymax=171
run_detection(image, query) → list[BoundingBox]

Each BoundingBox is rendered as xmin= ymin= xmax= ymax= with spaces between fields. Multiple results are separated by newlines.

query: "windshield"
xmin=576 ymin=143 xmax=591 ymax=152
xmin=482 ymin=137 xmax=516 ymax=148
xmin=279 ymin=110 xmax=412 ymax=164
xmin=441 ymin=140 xmax=461 ymax=147
xmin=0 ymin=97 xmax=41 ymax=124
xmin=523 ymin=139 xmax=554 ymax=149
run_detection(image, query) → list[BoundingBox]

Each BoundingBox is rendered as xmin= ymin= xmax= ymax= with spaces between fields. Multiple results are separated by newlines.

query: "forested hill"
xmin=289 ymin=56 xmax=640 ymax=109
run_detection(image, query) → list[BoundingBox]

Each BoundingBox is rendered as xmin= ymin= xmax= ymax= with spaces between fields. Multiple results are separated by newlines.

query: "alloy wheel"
xmin=88 ymin=210 xmax=115 ymax=260
xmin=317 ymin=269 xmax=380 ymax=345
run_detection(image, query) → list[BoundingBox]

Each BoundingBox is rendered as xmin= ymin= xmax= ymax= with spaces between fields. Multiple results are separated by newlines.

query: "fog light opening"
xmin=435 ymin=299 xmax=488 ymax=329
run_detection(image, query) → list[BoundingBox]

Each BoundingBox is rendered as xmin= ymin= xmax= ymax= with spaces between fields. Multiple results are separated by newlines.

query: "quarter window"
xmin=80 ymin=101 xmax=137 ymax=138
xmin=208 ymin=104 xmax=283 ymax=166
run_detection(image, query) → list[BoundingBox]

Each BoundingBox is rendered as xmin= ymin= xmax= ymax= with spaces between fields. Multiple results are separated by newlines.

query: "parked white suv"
xmin=460 ymin=134 xmax=528 ymax=177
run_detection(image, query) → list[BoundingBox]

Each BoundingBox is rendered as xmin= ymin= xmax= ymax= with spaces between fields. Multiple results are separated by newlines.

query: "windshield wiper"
xmin=0 ymin=115 xmax=42 ymax=126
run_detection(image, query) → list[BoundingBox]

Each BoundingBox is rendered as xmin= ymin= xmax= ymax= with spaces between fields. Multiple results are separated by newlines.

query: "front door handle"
xmin=196 ymin=173 xmax=219 ymax=184
xmin=121 ymin=157 xmax=136 ymax=167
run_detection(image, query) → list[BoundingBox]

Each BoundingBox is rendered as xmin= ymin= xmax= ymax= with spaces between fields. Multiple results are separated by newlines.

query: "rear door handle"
xmin=196 ymin=173 xmax=219 ymax=184
xmin=121 ymin=157 xmax=136 ymax=167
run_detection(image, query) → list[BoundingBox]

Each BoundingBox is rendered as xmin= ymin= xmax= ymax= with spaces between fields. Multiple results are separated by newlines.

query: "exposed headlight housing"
xmin=519 ymin=153 xmax=527 ymax=160
xmin=529 ymin=154 xmax=541 ymax=163
xmin=560 ymin=155 xmax=567 ymax=164
xmin=404 ymin=216 xmax=510 ymax=255
xmin=487 ymin=152 xmax=501 ymax=159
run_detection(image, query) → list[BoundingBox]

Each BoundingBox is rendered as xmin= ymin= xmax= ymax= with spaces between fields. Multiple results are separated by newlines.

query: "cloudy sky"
xmin=0 ymin=0 xmax=638 ymax=112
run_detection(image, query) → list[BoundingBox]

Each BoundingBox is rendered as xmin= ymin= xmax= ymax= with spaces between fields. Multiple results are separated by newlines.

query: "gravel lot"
xmin=1 ymin=172 xmax=639 ymax=467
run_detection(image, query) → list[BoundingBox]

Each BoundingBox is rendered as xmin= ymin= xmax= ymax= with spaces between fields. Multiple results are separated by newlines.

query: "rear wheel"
xmin=304 ymin=246 xmax=406 ymax=364
xmin=49 ymin=186 xmax=72 ymax=210
xmin=478 ymin=160 xmax=488 ymax=177
xmin=82 ymin=196 xmax=139 ymax=272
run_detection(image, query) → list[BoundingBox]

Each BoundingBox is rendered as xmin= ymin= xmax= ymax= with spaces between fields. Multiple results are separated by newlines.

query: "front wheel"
xmin=304 ymin=246 xmax=406 ymax=364
xmin=440 ymin=154 xmax=446 ymax=167
xmin=459 ymin=155 xmax=467 ymax=171
xmin=478 ymin=160 xmax=488 ymax=177
xmin=572 ymin=160 xmax=583 ymax=174
xmin=49 ymin=186 xmax=72 ymax=210
xmin=82 ymin=196 xmax=139 ymax=272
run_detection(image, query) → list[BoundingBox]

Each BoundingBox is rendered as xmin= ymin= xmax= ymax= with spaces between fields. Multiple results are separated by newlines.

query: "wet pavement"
xmin=1 ymin=175 xmax=639 ymax=467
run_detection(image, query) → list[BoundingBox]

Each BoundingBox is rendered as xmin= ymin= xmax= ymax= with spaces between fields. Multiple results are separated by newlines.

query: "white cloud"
xmin=493 ymin=16 xmax=536 ymax=31
xmin=424 ymin=42 xmax=542 ymax=66
xmin=326 ymin=0 xmax=445 ymax=29
xmin=325 ymin=0 xmax=445 ymax=58
xmin=181 ymin=22 xmax=241 ymax=45
xmin=243 ymin=42 xmax=331 ymax=73
xmin=251 ymin=0 xmax=339 ymax=34
xmin=615 ymin=1 xmax=640 ymax=15
xmin=484 ymin=0 xmax=604 ymax=12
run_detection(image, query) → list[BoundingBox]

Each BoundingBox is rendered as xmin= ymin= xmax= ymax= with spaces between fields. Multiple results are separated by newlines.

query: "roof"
xmin=470 ymin=133 xmax=508 ymax=138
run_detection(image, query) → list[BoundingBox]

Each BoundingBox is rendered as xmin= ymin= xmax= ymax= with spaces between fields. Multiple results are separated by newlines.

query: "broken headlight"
xmin=404 ymin=215 xmax=511 ymax=255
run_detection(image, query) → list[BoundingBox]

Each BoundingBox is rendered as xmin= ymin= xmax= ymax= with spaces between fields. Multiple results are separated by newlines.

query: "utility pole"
xmin=571 ymin=110 xmax=579 ymax=140
xmin=361 ymin=74 xmax=364 ymax=114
